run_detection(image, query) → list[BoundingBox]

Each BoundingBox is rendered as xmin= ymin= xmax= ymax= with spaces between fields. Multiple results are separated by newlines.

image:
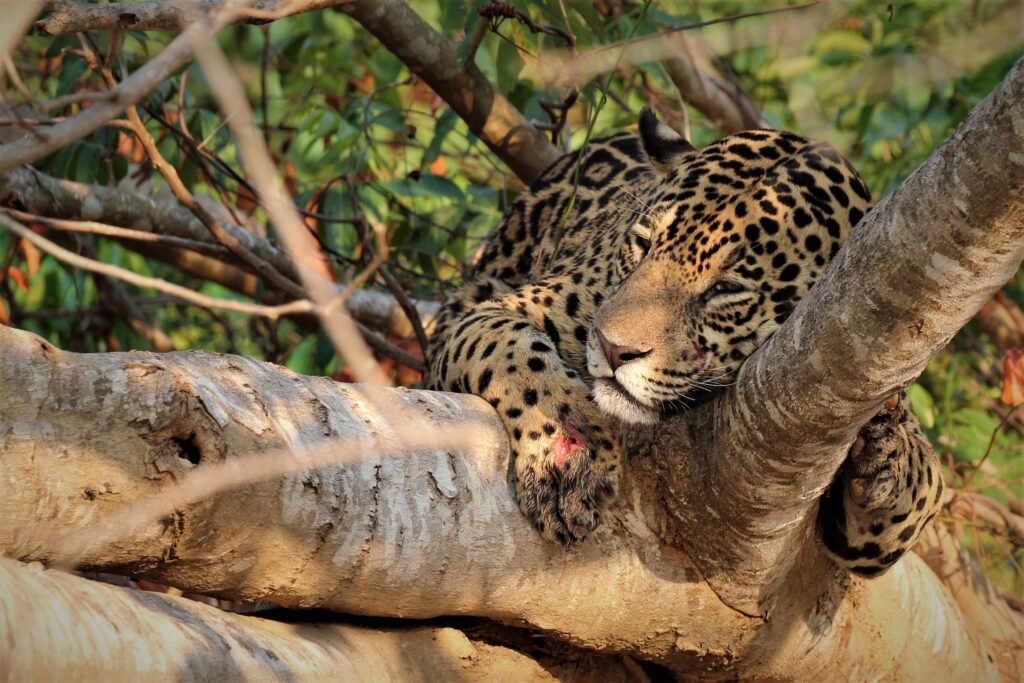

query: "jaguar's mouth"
xmin=591 ymin=377 xmax=660 ymax=425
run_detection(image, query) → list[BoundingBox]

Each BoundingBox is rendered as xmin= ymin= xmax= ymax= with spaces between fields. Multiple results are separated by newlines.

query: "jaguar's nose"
xmin=595 ymin=329 xmax=651 ymax=371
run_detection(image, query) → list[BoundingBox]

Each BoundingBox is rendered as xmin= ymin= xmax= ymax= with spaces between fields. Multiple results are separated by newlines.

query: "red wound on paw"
xmin=552 ymin=413 xmax=589 ymax=468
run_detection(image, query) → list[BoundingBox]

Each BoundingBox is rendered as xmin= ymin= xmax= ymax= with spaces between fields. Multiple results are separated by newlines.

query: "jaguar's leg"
xmin=820 ymin=393 xmax=944 ymax=576
xmin=427 ymin=304 xmax=620 ymax=546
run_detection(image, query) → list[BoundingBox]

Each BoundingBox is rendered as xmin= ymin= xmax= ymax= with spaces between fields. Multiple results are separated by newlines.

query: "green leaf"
xmin=285 ymin=336 xmax=317 ymax=375
xmin=906 ymin=384 xmax=936 ymax=430
xmin=816 ymin=31 xmax=872 ymax=57
xmin=422 ymin=108 xmax=459 ymax=166
xmin=381 ymin=173 xmax=463 ymax=201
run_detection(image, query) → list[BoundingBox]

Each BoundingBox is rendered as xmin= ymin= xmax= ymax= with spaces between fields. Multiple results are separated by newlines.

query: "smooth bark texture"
xmin=0 ymin=558 xmax=558 ymax=682
xmin=340 ymin=0 xmax=560 ymax=184
xmin=664 ymin=55 xmax=1024 ymax=613
xmin=0 ymin=323 xmax=1017 ymax=680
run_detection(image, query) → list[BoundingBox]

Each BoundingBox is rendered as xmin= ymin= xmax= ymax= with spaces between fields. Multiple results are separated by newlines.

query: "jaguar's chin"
xmin=592 ymin=378 xmax=660 ymax=425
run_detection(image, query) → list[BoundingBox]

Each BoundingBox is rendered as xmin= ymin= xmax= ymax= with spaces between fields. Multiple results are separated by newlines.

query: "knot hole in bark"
xmin=171 ymin=432 xmax=202 ymax=466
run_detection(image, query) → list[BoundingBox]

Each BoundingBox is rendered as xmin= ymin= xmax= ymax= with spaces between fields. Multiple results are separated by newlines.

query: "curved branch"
xmin=0 ymin=166 xmax=438 ymax=337
xmin=663 ymin=36 xmax=767 ymax=132
xmin=672 ymin=56 xmax=1024 ymax=611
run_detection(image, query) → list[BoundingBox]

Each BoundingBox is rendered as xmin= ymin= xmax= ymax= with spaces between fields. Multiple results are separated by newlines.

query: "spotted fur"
xmin=426 ymin=109 xmax=943 ymax=575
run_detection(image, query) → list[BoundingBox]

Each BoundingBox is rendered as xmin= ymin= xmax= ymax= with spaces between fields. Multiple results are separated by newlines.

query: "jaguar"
xmin=425 ymin=108 xmax=943 ymax=576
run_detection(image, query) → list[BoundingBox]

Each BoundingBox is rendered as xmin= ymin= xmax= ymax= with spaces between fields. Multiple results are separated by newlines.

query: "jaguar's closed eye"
xmin=635 ymin=233 xmax=651 ymax=255
xmin=705 ymin=280 xmax=746 ymax=298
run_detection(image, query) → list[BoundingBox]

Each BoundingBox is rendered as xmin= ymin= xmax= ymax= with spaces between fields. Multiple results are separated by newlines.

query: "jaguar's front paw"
xmin=844 ymin=394 xmax=910 ymax=511
xmin=514 ymin=413 xmax=619 ymax=547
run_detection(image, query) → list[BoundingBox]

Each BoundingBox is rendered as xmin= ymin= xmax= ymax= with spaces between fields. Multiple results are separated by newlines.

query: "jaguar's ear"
xmin=639 ymin=107 xmax=694 ymax=174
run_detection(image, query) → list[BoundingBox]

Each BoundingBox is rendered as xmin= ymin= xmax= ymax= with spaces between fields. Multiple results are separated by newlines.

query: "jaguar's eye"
xmin=630 ymin=228 xmax=652 ymax=262
xmin=705 ymin=280 xmax=746 ymax=299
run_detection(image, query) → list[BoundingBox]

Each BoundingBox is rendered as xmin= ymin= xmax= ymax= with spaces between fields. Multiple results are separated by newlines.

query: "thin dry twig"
xmin=0 ymin=211 xmax=313 ymax=320
xmin=74 ymin=235 xmax=177 ymax=352
xmin=378 ymin=264 xmax=429 ymax=355
xmin=74 ymin=35 xmax=307 ymax=303
xmin=527 ymin=0 xmax=827 ymax=87
xmin=5 ymin=209 xmax=235 ymax=261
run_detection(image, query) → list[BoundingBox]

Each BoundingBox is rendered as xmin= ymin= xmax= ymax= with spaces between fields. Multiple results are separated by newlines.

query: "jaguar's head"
xmin=587 ymin=109 xmax=871 ymax=425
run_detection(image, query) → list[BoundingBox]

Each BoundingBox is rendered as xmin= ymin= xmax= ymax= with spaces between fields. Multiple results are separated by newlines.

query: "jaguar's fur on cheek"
xmin=425 ymin=108 xmax=944 ymax=576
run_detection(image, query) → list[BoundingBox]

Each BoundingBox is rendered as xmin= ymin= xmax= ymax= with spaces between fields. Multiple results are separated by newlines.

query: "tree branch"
xmin=663 ymin=36 xmax=767 ymax=132
xmin=31 ymin=0 xmax=559 ymax=184
xmin=339 ymin=0 xmax=559 ymax=184
xmin=0 ymin=166 xmax=438 ymax=338
xmin=0 ymin=6 xmax=240 ymax=174
xmin=0 ymin=558 xmax=559 ymax=681
xmin=34 ymin=0 xmax=348 ymax=36
xmin=0 ymin=211 xmax=314 ymax=319
xmin=668 ymin=56 xmax=1024 ymax=612
xmin=0 ymin=323 xmax=1013 ymax=679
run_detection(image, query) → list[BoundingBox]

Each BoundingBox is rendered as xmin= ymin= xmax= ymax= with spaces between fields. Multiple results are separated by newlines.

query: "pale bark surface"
xmin=0 ymin=558 xmax=560 ymax=682
xmin=0 ymin=323 xmax=1018 ymax=680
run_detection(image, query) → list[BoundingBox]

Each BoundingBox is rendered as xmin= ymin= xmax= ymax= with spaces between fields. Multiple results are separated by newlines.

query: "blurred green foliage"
xmin=2 ymin=0 xmax=1022 ymax=592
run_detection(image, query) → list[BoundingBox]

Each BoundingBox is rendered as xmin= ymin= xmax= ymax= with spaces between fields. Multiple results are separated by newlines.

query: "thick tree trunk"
xmin=1 ymin=324 xmax=1020 ymax=680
